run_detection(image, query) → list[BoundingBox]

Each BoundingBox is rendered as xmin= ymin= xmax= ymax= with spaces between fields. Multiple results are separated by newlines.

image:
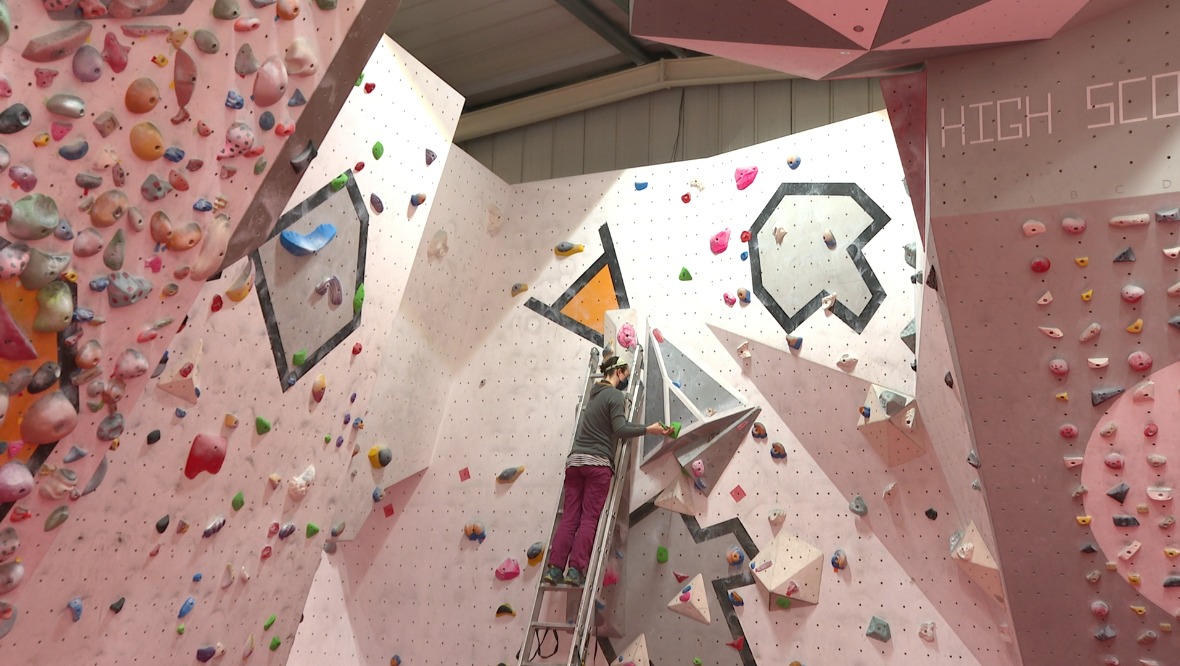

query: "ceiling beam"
xmin=554 ymin=0 xmax=654 ymax=66
xmin=455 ymin=56 xmax=797 ymax=142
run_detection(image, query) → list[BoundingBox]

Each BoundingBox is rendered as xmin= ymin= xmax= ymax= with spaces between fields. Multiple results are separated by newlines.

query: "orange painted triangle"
xmin=558 ymin=263 xmax=620 ymax=334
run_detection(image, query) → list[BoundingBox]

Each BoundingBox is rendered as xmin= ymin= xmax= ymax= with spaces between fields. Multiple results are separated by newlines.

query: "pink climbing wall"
xmin=926 ymin=0 xmax=1180 ymax=663
xmin=0 ymin=21 xmax=463 ymax=663
xmin=293 ymin=111 xmax=1019 ymax=665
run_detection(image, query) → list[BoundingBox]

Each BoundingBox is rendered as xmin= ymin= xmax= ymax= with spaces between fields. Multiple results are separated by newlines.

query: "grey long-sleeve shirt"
xmin=568 ymin=382 xmax=645 ymax=468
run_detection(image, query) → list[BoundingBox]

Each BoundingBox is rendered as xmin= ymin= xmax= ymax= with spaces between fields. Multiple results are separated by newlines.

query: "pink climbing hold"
xmin=184 ymin=433 xmax=228 ymax=479
xmin=710 ymin=229 xmax=730 ymax=254
xmin=1127 ymin=351 xmax=1153 ymax=372
xmin=734 ymin=166 xmax=758 ymax=190
xmin=616 ymin=322 xmax=637 ymax=351
xmin=0 ymin=462 xmax=34 ymax=503
xmin=102 ymin=33 xmax=130 ymax=74
xmin=218 ymin=122 xmax=256 ymax=160
xmin=494 ymin=558 xmax=520 ymax=581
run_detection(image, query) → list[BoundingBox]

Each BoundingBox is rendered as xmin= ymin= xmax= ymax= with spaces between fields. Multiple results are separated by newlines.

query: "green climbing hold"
xmin=656 ymin=546 xmax=669 ymax=563
xmin=306 ymin=523 xmax=320 ymax=538
xmin=263 ymin=614 xmax=276 ymax=630
xmin=678 ymin=267 xmax=692 ymax=281
xmin=231 ymin=491 xmax=245 ymax=512
xmin=776 ymin=597 xmax=792 ymax=609
xmin=354 ymin=73 xmax=364 ymax=87
xmin=292 ymin=348 xmax=308 ymax=366
xmin=668 ymin=422 xmax=682 ymax=438
xmin=329 ymin=173 xmax=348 ymax=191
xmin=255 ymin=417 xmax=272 ymax=435
xmin=253 ymin=157 xmax=267 ymax=175
xmin=269 ymin=636 xmax=281 ymax=651
xmin=324 ymin=435 xmax=331 ymax=443
xmin=315 ymin=0 xmax=338 ymax=8
xmin=177 ymin=623 xmax=186 ymax=635
xmin=353 ymin=284 xmax=365 ymax=313
xmin=372 ymin=142 xmax=383 ymax=160
xmin=110 ymin=597 xmax=125 ymax=613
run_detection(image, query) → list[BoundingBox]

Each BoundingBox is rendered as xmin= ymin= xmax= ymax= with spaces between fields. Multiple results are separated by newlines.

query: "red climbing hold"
xmin=184 ymin=433 xmax=228 ymax=479
xmin=364 ymin=82 xmax=376 ymax=94
xmin=740 ymin=230 xmax=751 ymax=242
xmin=211 ymin=295 xmax=223 ymax=312
xmin=354 ymin=161 xmax=364 ymax=172
xmin=681 ymin=193 xmax=691 ymax=204
xmin=726 ymin=637 xmax=746 ymax=651
xmin=352 ymin=343 xmax=362 ymax=355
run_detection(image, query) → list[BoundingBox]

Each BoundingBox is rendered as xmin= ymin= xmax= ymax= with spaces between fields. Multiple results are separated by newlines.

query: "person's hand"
xmin=646 ymin=422 xmax=673 ymax=436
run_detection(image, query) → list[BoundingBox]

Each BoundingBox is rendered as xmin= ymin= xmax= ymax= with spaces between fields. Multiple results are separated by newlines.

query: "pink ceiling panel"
xmin=875 ymin=0 xmax=1089 ymax=50
xmin=785 ymin=0 xmax=891 ymax=50
xmin=644 ymin=36 xmax=864 ymax=79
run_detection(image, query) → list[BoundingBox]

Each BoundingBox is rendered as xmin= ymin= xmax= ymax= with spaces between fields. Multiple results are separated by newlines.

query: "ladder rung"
xmin=538 ymin=583 xmax=583 ymax=592
xmin=530 ymin=620 xmax=575 ymax=631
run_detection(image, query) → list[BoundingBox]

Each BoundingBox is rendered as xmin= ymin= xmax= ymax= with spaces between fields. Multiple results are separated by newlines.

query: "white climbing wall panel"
xmin=927 ymin=1 xmax=1180 ymax=664
xmin=292 ymin=110 xmax=1018 ymax=665
xmin=0 ymin=33 xmax=462 ymax=664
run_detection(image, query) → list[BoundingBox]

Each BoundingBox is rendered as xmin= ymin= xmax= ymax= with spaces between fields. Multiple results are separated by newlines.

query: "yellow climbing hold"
xmin=1129 ymin=573 xmax=1142 ymax=585
xmin=1075 ymin=257 xmax=1089 ymax=267
xmin=1165 ymin=547 xmax=1180 ymax=558
xmin=1080 ymin=289 xmax=1093 ymax=302
xmin=224 ymin=413 xmax=239 ymax=428
xmin=1126 ymin=318 xmax=1144 ymax=333
xmin=1076 ymin=515 xmax=1092 ymax=525
xmin=1055 ymin=392 xmax=1069 ymax=401
xmin=1132 ymin=605 xmax=1148 ymax=615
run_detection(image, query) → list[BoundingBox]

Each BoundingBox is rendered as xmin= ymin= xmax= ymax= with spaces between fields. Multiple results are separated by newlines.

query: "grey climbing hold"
xmin=315 ymin=0 xmax=338 ymax=8
xmin=944 ymin=372 xmax=953 ymax=389
xmin=0 ymin=104 xmax=31 ymax=134
xmin=1113 ymin=246 xmax=1136 ymax=262
xmin=903 ymin=242 xmax=917 ymax=268
xmin=103 ymin=229 xmax=126 ymax=270
xmin=1091 ymin=387 xmax=1125 ymax=406
xmin=234 ymin=44 xmax=260 ymax=76
xmin=44 ymin=505 xmax=69 ymax=531
xmin=330 ymin=521 xmax=345 ymax=537
xmin=966 ymin=451 xmax=980 ymax=468
xmin=1079 ymin=542 xmax=1097 ymax=553
xmin=1106 ymin=482 xmax=1130 ymax=504
xmin=865 ymin=616 xmax=891 ymax=642
xmin=28 ymin=361 xmax=60 ymax=394
xmin=58 ymin=140 xmax=88 ymax=161
xmin=1164 ymin=576 xmax=1180 ymax=587
xmin=322 ymin=541 xmax=337 ymax=554
xmin=75 ymin=172 xmax=103 ymax=190
xmin=46 ymin=94 xmax=85 ymax=119
xmin=425 ymin=148 xmax=437 ymax=166
xmin=848 ymin=495 xmax=868 ymax=516
xmin=290 ymin=141 xmax=317 ymax=174
xmin=1168 ymin=315 xmax=1180 ymax=330
xmin=140 ymin=174 xmax=172 ymax=202
xmin=925 ymin=265 xmax=938 ymax=290
xmin=62 ymin=445 xmax=87 ymax=463
xmin=1094 ymin=625 xmax=1116 ymax=641
xmin=107 ymin=271 xmax=153 ymax=307
xmin=193 ymin=29 xmax=219 ymax=54
xmin=900 ymin=318 xmax=916 ymax=353
xmin=1112 ymin=515 xmax=1140 ymax=527
xmin=288 ymin=89 xmax=307 ymax=106
xmin=20 ymin=248 xmax=71 ymax=290
xmin=1157 ymin=207 xmax=1180 ymax=223
xmin=81 ymin=455 xmax=108 ymax=496
xmin=9 ymin=194 xmax=59 ymax=240
xmin=1072 ymin=484 xmax=1088 ymax=499
xmin=96 ymin=412 xmax=124 ymax=441
xmin=212 ymin=0 xmax=241 ymax=20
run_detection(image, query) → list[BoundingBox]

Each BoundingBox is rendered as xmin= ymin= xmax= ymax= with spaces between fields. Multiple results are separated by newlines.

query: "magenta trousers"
xmin=547 ymin=465 xmax=613 ymax=573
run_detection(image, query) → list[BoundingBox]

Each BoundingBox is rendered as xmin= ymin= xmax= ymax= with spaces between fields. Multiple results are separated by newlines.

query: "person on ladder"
xmin=543 ymin=354 xmax=672 ymax=587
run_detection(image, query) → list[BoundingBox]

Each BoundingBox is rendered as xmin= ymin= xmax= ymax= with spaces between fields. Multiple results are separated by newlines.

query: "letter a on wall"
xmin=524 ymin=224 xmax=629 ymax=346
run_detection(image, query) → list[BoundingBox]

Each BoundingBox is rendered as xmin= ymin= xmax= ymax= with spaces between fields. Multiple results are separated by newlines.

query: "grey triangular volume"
xmin=901 ymin=319 xmax=917 ymax=353
xmin=925 ymin=265 xmax=939 ymax=291
xmin=658 ymin=338 xmax=743 ymax=416
xmin=1113 ymin=247 xmax=1136 ymax=263
xmin=1106 ymin=482 xmax=1130 ymax=504
xmin=1091 ymin=387 xmax=1125 ymax=406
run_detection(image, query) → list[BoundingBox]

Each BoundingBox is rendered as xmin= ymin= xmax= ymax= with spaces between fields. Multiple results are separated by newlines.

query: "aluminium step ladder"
xmin=518 ymin=346 xmax=645 ymax=666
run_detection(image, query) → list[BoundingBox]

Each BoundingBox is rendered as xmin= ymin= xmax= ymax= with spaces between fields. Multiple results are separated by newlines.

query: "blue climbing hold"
xmin=175 ymin=408 xmax=187 ymax=418
xmin=259 ymin=111 xmax=275 ymax=131
xmin=741 ymin=251 xmax=749 ymax=261
xmin=164 ymin=147 xmax=185 ymax=163
xmin=225 ymin=91 xmax=245 ymax=109
xmin=59 ymin=141 xmax=89 ymax=161
xmin=193 ymin=198 xmax=213 ymax=212
xmin=178 ymin=595 xmax=195 ymax=618
xmin=634 ymin=182 xmax=648 ymax=191
xmin=68 ymin=597 xmax=83 ymax=622
xmin=288 ymin=89 xmax=307 ymax=106
xmin=73 ymin=308 xmax=95 ymax=322
xmin=279 ymin=223 xmax=337 ymax=256
xmin=192 ymin=573 xmax=202 ymax=582
xmin=89 ymin=277 xmax=109 ymax=291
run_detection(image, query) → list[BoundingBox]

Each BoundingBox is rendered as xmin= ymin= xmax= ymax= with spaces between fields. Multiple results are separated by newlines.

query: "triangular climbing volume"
xmin=750 ymin=530 xmax=824 ymax=610
xmin=616 ymin=633 xmax=651 ymax=666
xmin=523 ymin=224 xmax=629 ymax=346
xmin=856 ymin=384 xmax=926 ymax=466
xmin=654 ymin=472 xmax=697 ymax=516
xmin=666 ymin=573 xmax=712 ymax=624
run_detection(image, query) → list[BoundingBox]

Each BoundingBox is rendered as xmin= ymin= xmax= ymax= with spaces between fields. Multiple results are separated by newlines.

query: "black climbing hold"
xmin=290 ymin=141 xmax=317 ymax=174
xmin=944 ymin=372 xmax=953 ymax=389
xmin=288 ymin=89 xmax=307 ymax=107
xmin=1164 ymin=576 xmax=1180 ymax=588
xmin=1112 ymin=515 xmax=1140 ymax=528
xmin=1080 ymin=542 xmax=1098 ymax=553
xmin=155 ymin=515 xmax=170 ymax=533
xmin=1113 ymin=246 xmax=1136 ymax=262
xmin=425 ymin=148 xmax=437 ymax=166
xmin=110 ymin=597 xmax=125 ymax=613
xmin=925 ymin=265 xmax=939 ymax=290
xmin=1091 ymin=387 xmax=1124 ymax=406
xmin=146 ymin=429 xmax=161 ymax=445
xmin=910 ymin=271 xmax=923 ymax=284
xmin=910 ymin=359 xmax=917 ymax=372
xmin=924 ymin=508 xmax=938 ymax=520
xmin=1106 ymin=482 xmax=1130 ymax=504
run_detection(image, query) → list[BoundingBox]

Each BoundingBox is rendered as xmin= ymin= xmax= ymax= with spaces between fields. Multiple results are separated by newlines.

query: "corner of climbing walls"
xmin=289 ymin=105 xmax=1023 ymax=666
xmin=0 ymin=0 xmax=416 ymax=661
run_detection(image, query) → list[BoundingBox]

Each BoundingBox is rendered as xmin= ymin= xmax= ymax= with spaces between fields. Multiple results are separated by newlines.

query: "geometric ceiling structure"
xmin=631 ymin=0 xmax=1140 ymax=79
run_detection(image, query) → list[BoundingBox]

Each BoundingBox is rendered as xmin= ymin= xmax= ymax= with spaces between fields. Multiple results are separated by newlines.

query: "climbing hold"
xmin=1022 ymin=220 xmax=1045 ymax=236
xmin=510 ymin=283 xmax=528 ymax=297
xmin=831 ymin=549 xmax=848 ymax=572
xmin=678 ymin=267 xmax=692 ymax=281
xmin=1030 ymin=256 xmax=1050 ymax=272
xmin=924 ymin=508 xmax=938 ymax=520
xmin=1128 ymin=351 xmax=1153 ymax=371
xmin=0 ymin=462 xmax=33 ymax=503
xmin=255 ymin=417 xmax=272 ymax=435
xmin=1113 ymin=246 xmax=1136 ymax=262
xmin=203 ymin=516 xmax=226 ymax=538
xmin=353 ymin=284 xmax=365 ymax=313
xmin=495 ymin=558 xmax=521 ymax=581
xmin=285 ymin=37 xmax=318 ymax=76
xmin=253 ymin=56 xmax=289 ymax=107
xmin=291 ymin=141 xmax=318 ymax=173
xmin=1080 ymin=288 xmax=1093 ymax=302
xmin=849 ymin=495 xmax=868 ymax=516
xmin=66 ymin=597 xmax=83 ymax=622
xmin=526 ymin=542 xmax=544 ymax=566
xmin=464 ymin=521 xmax=486 ymax=543
xmin=1079 ymin=322 xmax=1101 ymax=342
xmin=1110 ymin=213 xmax=1150 ymax=227
xmin=1126 ymin=318 xmax=1144 ymax=333
xmin=44 ymin=505 xmax=70 ymax=531
xmin=0 ymin=103 xmax=30 ymax=134
xmin=368 ymin=447 xmax=392 ymax=468
xmin=9 ymin=194 xmax=59 ymax=240
xmin=1113 ymin=515 xmax=1139 ymax=527
xmin=496 ymin=466 xmax=524 ymax=483
xmin=410 ymin=193 xmax=427 ymax=207
xmin=1121 ymin=285 xmax=1145 ymax=303
xmin=125 ymin=77 xmax=161 ymax=114
xmin=184 ymin=432 xmax=227 ymax=479
xmin=129 ymin=122 xmax=166 ymax=160
xmin=865 ymin=616 xmax=891 ymax=642
xmin=554 ymin=241 xmax=583 ymax=257
xmin=306 ymin=523 xmax=320 ymax=538
xmin=1107 ymin=482 xmax=1131 ymax=504
xmin=178 ymin=596 xmax=195 ymax=618
xmin=280 ymin=223 xmax=338 ymax=257
xmin=787 ymin=155 xmax=802 ymax=169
